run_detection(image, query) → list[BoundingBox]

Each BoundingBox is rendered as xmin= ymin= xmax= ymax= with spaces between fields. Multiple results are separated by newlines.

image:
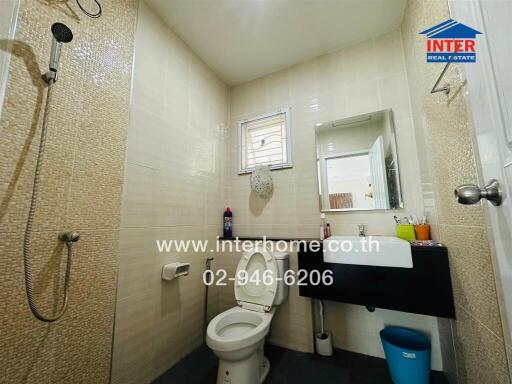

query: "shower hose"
xmin=23 ymin=78 xmax=74 ymax=322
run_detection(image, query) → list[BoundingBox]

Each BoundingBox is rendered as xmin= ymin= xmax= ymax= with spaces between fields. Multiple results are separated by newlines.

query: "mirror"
xmin=315 ymin=109 xmax=403 ymax=212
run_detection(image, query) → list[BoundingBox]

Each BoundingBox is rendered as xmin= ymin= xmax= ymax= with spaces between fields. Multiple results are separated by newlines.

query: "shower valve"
xmin=43 ymin=70 xmax=57 ymax=84
xmin=59 ymin=232 xmax=80 ymax=243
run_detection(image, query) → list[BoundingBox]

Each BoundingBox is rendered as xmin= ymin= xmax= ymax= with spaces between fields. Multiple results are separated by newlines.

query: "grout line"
xmin=456 ymin=304 xmax=506 ymax=342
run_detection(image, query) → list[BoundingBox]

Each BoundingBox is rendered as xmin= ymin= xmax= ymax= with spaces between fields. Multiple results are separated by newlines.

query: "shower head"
xmin=52 ymin=22 xmax=73 ymax=43
xmin=49 ymin=22 xmax=73 ymax=74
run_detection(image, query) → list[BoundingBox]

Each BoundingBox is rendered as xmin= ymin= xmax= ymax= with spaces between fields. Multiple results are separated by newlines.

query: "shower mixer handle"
xmin=43 ymin=70 xmax=57 ymax=84
xmin=59 ymin=232 xmax=80 ymax=243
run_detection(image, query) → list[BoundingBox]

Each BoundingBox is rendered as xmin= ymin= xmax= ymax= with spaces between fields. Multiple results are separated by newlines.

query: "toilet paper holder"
xmin=161 ymin=262 xmax=190 ymax=281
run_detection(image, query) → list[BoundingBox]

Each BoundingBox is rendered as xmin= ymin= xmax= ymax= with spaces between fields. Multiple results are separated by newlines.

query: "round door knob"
xmin=454 ymin=179 xmax=502 ymax=206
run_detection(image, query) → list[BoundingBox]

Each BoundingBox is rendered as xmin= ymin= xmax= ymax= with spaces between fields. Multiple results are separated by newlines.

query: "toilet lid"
xmin=234 ymin=247 xmax=278 ymax=312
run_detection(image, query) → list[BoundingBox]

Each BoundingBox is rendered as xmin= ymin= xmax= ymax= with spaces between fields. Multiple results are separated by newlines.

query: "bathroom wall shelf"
xmin=298 ymin=243 xmax=456 ymax=319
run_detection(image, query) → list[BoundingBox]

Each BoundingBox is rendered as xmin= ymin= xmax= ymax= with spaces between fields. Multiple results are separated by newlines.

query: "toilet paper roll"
xmin=315 ymin=332 xmax=333 ymax=356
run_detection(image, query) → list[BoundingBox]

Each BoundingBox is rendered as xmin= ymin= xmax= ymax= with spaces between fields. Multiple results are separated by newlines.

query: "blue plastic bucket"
xmin=380 ymin=327 xmax=431 ymax=384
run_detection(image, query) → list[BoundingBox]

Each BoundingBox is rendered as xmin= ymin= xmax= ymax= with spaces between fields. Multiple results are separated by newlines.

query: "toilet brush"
xmin=315 ymin=300 xmax=333 ymax=356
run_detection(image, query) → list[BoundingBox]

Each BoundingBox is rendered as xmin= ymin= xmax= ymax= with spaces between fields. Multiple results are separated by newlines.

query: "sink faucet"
xmin=358 ymin=224 xmax=366 ymax=237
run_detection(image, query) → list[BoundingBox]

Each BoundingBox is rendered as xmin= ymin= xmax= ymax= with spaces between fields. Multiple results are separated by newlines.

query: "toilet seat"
xmin=234 ymin=247 xmax=278 ymax=312
xmin=206 ymin=247 xmax=288 ymax=384
xmin=206 ymin=307 xmax=274 ymax=352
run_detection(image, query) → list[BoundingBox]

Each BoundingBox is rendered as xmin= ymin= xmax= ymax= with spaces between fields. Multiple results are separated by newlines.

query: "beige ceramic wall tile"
xmin=0 ymin=229 xmax=123 ymax=383
xmin=113 ymin=1 xmax=230 ymax=383
xmin=267 ymin=250 xmax=314 ymax=353
xmin=224 ymin=23 xmax=436 ymax=357
xmin=0 ymin=0 xmax=137 ymax=383
xmin=452 ymin=305 xmax=510 ymax=384
xmin=324 ymin=302 xmax=444 ymax=370
xmin=227 ymin=29 xmax=423 ymax=240
xmin=401 ymin=0 xmax=510 ymax=381
xmin=439 ymin=224 xmax=503 ymax=337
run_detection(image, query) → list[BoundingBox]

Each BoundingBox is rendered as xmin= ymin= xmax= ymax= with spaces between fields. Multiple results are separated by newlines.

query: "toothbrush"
xmin=393 ymin=215 xmax=401 ymax=224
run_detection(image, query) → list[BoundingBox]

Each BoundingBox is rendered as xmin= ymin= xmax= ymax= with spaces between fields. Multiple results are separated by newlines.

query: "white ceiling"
xmin=145 ymin=0 xmax=407 ymax=85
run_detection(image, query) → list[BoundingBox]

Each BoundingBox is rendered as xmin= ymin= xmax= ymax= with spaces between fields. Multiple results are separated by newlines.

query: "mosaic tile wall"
xmin=0 ymin=0 xmax=137 ymax=383
xmin=111 ymin=2 xmax=230 ymax=383
xmin=401 ymin=0 xmax=510 ymax=382
xmin=0 ymin=0 xmax=19 ymax=119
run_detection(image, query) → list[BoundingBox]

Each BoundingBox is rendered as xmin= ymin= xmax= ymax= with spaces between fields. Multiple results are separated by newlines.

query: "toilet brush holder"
xmin=315 ymin=331 xmax=333 ymax=356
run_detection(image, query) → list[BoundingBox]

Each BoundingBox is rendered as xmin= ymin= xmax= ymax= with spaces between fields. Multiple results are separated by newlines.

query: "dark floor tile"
xmin=152 ymin=343 xmax=449 ymax=384
xmin=152 ymin=344 xmax=217 ymax=384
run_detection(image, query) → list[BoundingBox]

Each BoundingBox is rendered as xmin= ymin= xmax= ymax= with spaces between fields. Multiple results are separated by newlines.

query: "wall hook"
xmin=431 ymin=63 xmax=451 ymax=94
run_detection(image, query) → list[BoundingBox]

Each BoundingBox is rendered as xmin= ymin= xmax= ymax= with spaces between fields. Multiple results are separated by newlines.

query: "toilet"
xmin=206 ymin=246 xmax=289 ymax=384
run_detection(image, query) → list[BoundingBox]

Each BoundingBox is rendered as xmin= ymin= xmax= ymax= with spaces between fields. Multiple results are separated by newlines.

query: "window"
xmin=238 ymin=109 xmax=292 ymax=173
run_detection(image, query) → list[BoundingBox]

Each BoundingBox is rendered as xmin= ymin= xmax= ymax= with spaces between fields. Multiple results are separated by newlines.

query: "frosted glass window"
xmin=238 ymin=109 xmax=292 ymax=173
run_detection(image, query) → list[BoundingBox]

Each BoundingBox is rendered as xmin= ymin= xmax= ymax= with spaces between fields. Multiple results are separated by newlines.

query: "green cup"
xmin=396 ymin=224 xmax=416 ymax=241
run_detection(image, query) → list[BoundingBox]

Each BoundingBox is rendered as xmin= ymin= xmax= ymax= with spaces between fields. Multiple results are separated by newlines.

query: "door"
xmin=451 ymin=0 xmax=512 ymax=347
xmin=368 ymin=136 xmax=390 ymax=209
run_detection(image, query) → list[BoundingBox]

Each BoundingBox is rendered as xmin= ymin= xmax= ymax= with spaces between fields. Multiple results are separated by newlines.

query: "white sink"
xmin=323 ymin=236 xmax=413 ymax=268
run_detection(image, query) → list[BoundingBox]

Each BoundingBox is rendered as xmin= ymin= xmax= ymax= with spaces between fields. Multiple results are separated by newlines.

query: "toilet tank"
xmin=273 ymin=251 xmax=289 ymax=306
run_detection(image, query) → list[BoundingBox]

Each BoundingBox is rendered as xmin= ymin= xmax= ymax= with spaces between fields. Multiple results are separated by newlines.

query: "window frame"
xmin=238 ymin=108 xmax=293 ymax=174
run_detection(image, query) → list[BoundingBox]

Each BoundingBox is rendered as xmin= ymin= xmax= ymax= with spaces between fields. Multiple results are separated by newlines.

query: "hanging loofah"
xmin=250 ymin=165 xmax=273 ymax=199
